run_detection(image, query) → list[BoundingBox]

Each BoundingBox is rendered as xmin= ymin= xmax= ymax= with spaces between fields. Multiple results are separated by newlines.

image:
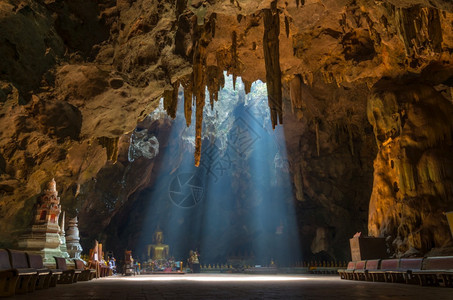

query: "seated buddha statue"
xmin=147 ymin=228 xmax=169 ymax=261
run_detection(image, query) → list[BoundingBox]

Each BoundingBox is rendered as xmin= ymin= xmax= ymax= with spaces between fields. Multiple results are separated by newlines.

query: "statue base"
xmin=17 ymin=232 xmax=61 ymax=250
xmin=17 ymin=232 xmax=70 ymax=265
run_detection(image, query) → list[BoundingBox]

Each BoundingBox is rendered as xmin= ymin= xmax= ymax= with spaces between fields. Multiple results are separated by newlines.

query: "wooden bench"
xmin=338 ymin=261 xmax=355 ymax=280
xmin=351 ymin=260 xmax=368 ymax=281
xmin=7 ymin=249 xmax=37 ymax=294
xmin=395 ymin=258 xmax=423 ymax=284
xmin=363 ymin=259 xmax=380 ymax=281
xmin=337 ymin=261 xmax=355 ymax=279
xmin=351 ymin=260 xmax=367 ymax=281
xmin=0 ymin=249 xmax=19 ymax=297
xmin=54 ymin=257 xmax=81 ymax=284
xmin=367 ymin=258 xmax=399 ymax=282
xmin=24 ymin=253 xmax=50 ymax=290
xmin=411 ymin=256 xmax=453 ymax=287
xmin=27 ymin=253 xmax=62 ymax=288
xmin=74 ymin=259 xmax=96 ymax=281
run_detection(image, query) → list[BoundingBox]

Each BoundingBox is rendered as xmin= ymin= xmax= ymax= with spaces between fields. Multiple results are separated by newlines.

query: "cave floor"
xmin=11 ymin=274 xmax=453 ymax=299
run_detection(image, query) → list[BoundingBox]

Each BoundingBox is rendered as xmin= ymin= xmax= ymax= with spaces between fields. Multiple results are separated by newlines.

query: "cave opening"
xmin=126 ymin=73 xmax=301 ymax=267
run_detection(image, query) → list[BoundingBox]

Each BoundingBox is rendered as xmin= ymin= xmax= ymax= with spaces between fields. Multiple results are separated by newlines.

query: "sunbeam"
xmin=136 ymin=73 xmax=301 ymax=271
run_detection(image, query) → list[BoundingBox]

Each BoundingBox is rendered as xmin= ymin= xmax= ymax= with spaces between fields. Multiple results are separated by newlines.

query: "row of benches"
xmin=338 ymin=256 xmax=453 ymax=287
xmin=0 ymin=249 xmax=97 ymax=297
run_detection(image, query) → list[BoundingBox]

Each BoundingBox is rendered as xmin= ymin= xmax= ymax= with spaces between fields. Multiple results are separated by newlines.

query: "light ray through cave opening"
xmin=137 ymin=73 xmax=301 ymax=268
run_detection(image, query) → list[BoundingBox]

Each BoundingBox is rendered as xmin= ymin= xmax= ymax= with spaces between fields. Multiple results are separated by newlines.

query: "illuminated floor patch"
xmin=12 ymin=274 xmax=453 ymax=300
xmin=115 ymin=274 xmax=309 ymax=282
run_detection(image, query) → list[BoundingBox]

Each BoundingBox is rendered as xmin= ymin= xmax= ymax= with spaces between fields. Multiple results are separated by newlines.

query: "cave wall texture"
xmin=0 ymin=0 xmax=452 ymax=260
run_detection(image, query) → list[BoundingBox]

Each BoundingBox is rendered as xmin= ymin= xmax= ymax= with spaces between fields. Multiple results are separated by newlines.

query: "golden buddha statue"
xmin=147 ymin=228 xmax=169 ymax=261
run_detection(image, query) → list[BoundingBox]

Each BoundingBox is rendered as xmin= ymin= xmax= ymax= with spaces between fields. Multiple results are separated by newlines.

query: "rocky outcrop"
xmin=0 ymin=0 xmax=64 ymax=94
xmin=367 ymin=80 xmax=453 ymax=256
xmin=284 ymin=74 xmax=377 ymax=260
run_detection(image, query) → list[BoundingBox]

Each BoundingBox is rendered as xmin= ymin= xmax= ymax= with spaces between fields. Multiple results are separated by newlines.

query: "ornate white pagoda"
xmin=17 ymin=179 xmax=70 ymax=264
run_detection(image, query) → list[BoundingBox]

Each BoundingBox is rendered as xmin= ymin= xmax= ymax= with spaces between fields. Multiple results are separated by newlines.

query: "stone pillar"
xmin=59 ymin=211 xmax=70 ymax=259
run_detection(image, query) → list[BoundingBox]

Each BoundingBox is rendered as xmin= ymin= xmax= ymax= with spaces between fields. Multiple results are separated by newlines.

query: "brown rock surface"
xmin=367 ymin=80 xmax=453 ymax=256
xmin=283 ymin=74 xmax=377 ymax=259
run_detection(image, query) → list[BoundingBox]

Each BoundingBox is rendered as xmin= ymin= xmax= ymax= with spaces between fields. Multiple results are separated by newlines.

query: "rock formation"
xmin=367 ymin=80 xmax=453 ymax=256
xmin=1 ymin=0 xmax=453 ymax=260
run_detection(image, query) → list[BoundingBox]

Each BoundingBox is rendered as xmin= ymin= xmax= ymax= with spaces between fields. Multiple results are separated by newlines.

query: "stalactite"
xmin=285 ymin=16 xmax=290 ymax=38
xmin=231 ymin=31 xmax=238 ymax=91
xmin=263 ymin=1 xmax=283 ymax=129
xmin=315 ymin=121 xmax=320 ymax=157
xmin=192 ymin=23 xmax=209 ymax=167
xmin=163 ymin=81 xmax=179 ymax=119
xmin=243 ymin=79 xmax=252 ymax=95
xmin=194 ymin=99 xmax=204 ymax=167
xmin=97 ymin=137 xmax=119 ymax=162
xmin=180 ymin=15 xmax=219 ymax=165
xmin=219 ymin=70 xmax=225 ymax=89
xmin=290 ymin=75 xmax=302 ymax=113
xmin=207 ymin=66 xmax=223 ymax=109
xmin=295 ymin=0 xmax=305 ymax=8
xmin=209 ymin=13 xmax=217 ymax=38
xmin=181 ymin=76 xmax=193 ymax=127
xmin=206 ymin=16 xmax=222 ymax=109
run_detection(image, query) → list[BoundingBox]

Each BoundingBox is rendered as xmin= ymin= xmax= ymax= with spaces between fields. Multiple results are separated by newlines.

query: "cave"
xmin=1 ymin=0 xmax=453 ymax=298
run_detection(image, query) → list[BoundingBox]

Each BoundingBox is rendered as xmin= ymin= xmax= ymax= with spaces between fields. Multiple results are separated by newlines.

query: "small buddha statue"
xmin=147 ymin=228 xmax=169 ymax=261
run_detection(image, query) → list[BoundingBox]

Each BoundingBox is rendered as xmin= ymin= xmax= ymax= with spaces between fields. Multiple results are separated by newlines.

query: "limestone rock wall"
xmin=0 ymin=0 xmax=179 ymax=247
xmin=367 ymin=80 xmax=453 ymax=256
xmin=283 ymin=75 xmax=377 ymax=260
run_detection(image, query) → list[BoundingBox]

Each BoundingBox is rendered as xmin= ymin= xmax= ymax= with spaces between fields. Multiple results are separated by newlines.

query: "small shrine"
xmin=17 ymin=178 xmax=70 ymax=264
xmin=66 ymin=216 xmax=83 ymax=259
